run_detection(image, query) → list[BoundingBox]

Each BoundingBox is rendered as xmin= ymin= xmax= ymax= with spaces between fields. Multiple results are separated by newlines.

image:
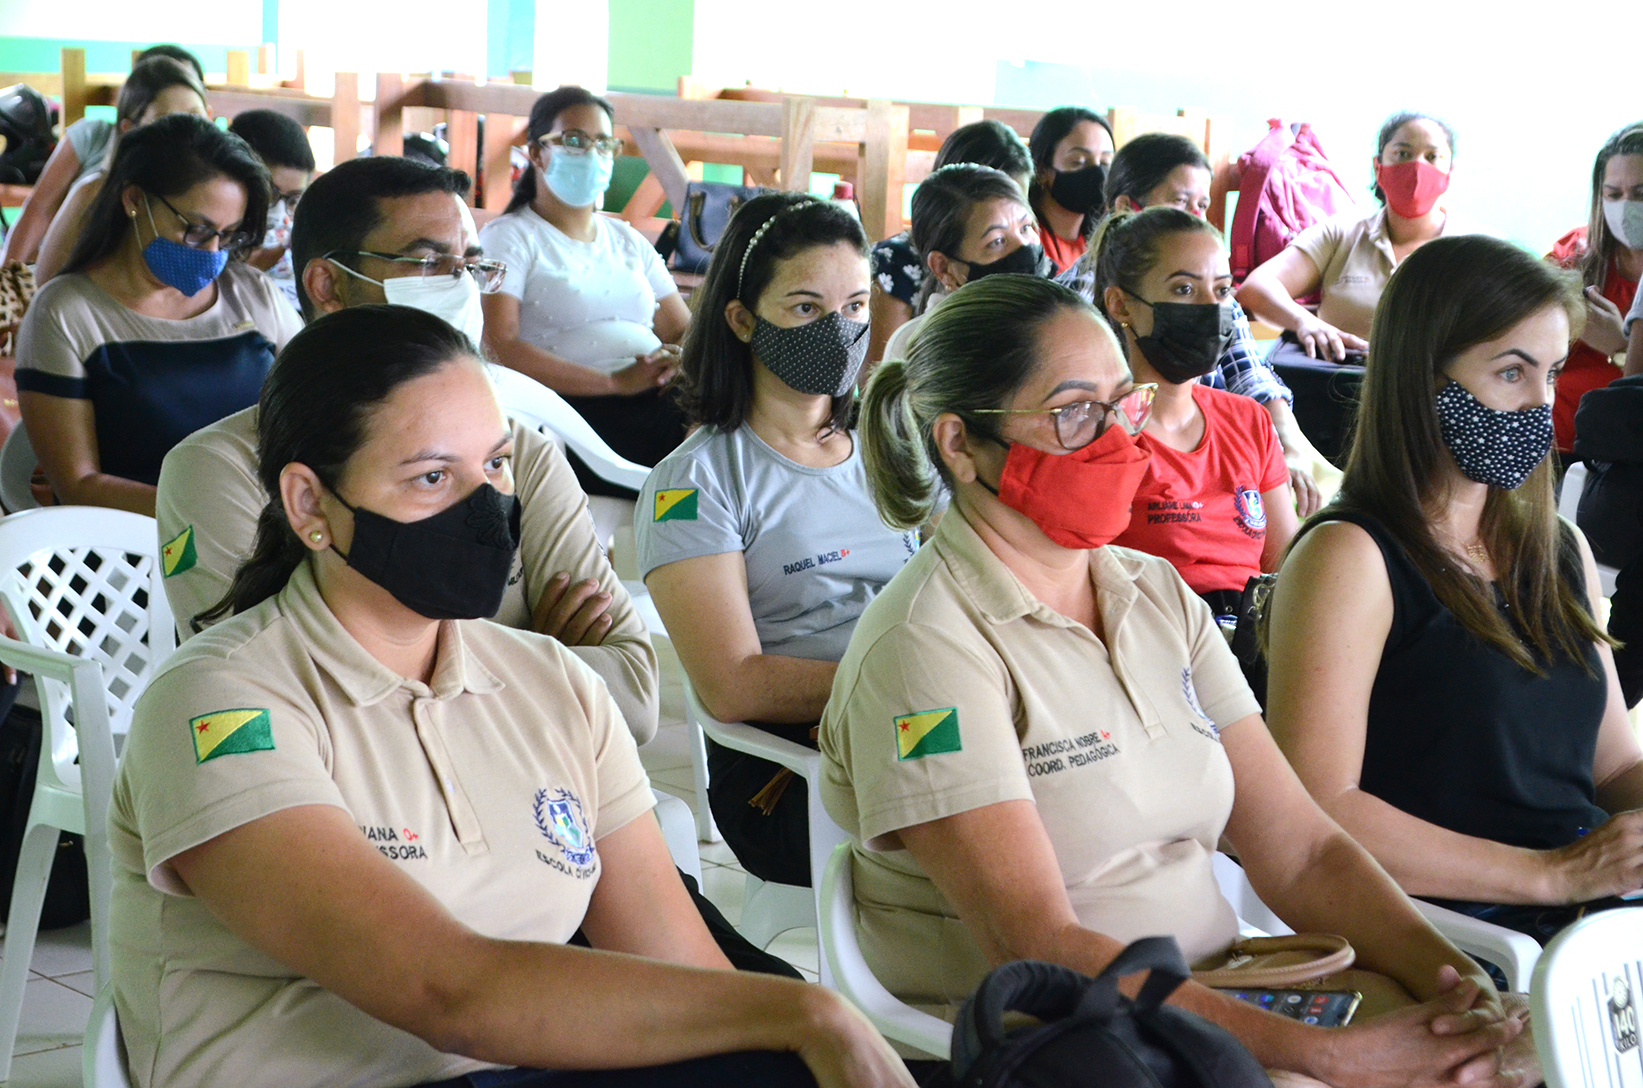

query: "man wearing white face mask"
xmin=152 ymin=156 xmax=661 ymax=746
xmin=228 ymin=109 xmax=317 ymax=314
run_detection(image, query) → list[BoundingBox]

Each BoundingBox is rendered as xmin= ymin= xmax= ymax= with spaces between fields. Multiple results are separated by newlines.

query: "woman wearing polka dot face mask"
xmin=635 ymin=194 xmax=921 ymax=888
xmin=1265 ymin=234 xmax=1643 ymax=947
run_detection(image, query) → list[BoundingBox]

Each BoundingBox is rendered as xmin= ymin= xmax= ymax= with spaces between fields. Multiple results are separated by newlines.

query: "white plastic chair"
xmin=0 ymin=507 xmax=175 ymax=1081
xmin=488 ymin=364 xmax=649 ymax=551
xmin=652 ymin=788 xmax=701 ymax=886
xmin=83 ymin=984 xmax=130 ymax=1088
xmin=1212 ymin=852 xmax=1541 ymax=991
xmin=0 ymin=423 xmax=40 ymax=514
xmin=1560 ymin=463 xmax=1620 ymax=597
xmin=1529 ymin=907 xmax=1643 ymax=1088
xmin=684 ymin=681 xmax=847 ymax=985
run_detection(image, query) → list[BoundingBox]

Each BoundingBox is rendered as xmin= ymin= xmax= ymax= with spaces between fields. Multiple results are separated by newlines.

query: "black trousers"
xmin=561 ymin=388 xmax=688 ymax=499
xmin=705 ymin=739 xmax=812 ymax=888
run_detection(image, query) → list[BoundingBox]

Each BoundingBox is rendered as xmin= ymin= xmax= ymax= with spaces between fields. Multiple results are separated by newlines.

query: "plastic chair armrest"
xmin=697 ymin=716 xmax=819 ymax=782
xmin=1412 ymin=899 xmax=1541 ymax=991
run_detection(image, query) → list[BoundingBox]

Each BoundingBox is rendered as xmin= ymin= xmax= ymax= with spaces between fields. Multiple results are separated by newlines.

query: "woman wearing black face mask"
xmin=1027 ymin=106 xmax=1114 ymax=275
xmin=882 ymin=163 xmax=1046 ymax=363
xmin=638 ymin=194 xmax=921 ymax=888
xmin=1096 ymin=208 xmax=1298 ymax=614
xmin=112 ymin=304 xmax=915 ymax=1088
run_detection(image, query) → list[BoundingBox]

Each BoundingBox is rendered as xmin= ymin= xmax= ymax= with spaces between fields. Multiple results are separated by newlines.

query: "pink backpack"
xmin=1229 ymin=120 xmax=1357 ymax=285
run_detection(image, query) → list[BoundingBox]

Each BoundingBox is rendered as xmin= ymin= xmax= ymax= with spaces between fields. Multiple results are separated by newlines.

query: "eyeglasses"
xmin=971 ymin=384 xmax=1157 ymax=450
xmin=148 ymin=192 xmax=257 ymax=251
xmin=538 ymin=130 xmax=623 ymax=158
xmin=271 ymin=188 xmax=306 ymax=207
xmin=332 ymin=251 xmax=508 ymax=294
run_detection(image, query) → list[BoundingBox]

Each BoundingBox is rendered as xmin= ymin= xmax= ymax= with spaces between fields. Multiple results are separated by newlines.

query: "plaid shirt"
xmin=1054 ymin=263 xmax=1293 ymax=406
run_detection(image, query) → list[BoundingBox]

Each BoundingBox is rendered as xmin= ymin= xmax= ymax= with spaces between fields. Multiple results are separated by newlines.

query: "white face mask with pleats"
xmin=328 ymin=259 xmax=486 ymax=346
xmin=1604 ymin=198 xmax=1643 ymax=251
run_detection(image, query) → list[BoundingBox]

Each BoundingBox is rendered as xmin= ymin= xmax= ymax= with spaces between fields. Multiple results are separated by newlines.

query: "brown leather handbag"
xmin=1193 ymin=934 xmax=1355 ymax=988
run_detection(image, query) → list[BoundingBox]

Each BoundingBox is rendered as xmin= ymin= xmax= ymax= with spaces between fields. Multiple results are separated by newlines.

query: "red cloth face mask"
xmin=981 ymin=424 xmax=1152 ymax=549
xmin=1375 ymin=160 xmax=1449 ymax=219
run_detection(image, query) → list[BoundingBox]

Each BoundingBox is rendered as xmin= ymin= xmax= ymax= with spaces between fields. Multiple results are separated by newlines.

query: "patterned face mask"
xmin=749 ymin=310 xmax=870 ymax=397
xmin=1434 ymin=380 xmax=1552 ymax=491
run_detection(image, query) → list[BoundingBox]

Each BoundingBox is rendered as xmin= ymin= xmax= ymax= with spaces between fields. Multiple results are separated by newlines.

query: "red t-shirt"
xmin=1548 ymin=227 xmax=1638 ymax=453
xmin=1038 ymin=218 xmax=1088 ymax=275
xmin=1111 ymin=386 xmax=1289 ymax=595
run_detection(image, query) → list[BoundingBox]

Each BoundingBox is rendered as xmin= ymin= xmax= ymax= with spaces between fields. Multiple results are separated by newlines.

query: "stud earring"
xmin=309 ymin=530 xmax=324 ymax=543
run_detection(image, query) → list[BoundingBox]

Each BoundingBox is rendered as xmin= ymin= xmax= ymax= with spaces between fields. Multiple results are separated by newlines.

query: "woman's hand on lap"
xmin=1323 ymin=968 xmax=1524 ymax=1088
xmin=792 ymin=988 xmax=919 ymax=1088
xmin=1293 ymin=314 xmax=1367 ymax=362
xmin=610 ymin=353 xmax=676 ymax=395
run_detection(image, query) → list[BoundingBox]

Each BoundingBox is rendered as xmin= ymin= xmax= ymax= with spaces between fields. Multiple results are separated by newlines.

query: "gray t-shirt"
xmin=637 ymin=425 xmax=920 ymax=662
xmin=66 ymin=117 xmax=113 ymax=178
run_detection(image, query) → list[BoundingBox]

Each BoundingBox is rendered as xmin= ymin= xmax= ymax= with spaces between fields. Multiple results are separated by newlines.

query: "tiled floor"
xmin=0 ymin=716 xmax=811 ymax=1085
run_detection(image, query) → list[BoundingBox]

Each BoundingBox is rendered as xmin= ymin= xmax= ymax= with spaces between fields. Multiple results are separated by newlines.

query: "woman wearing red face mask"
xmin=1237 ymin=112 xmax=1476 ymax=364
xmin=819 ymin=274 xmax=1539 ymax=1088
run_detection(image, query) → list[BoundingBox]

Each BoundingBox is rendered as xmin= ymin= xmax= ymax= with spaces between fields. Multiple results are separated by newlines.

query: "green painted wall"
xmin=0 ymin=37 xmax=239 ymax=75
xmin=605 ymin=0 xmax=692 ymax=94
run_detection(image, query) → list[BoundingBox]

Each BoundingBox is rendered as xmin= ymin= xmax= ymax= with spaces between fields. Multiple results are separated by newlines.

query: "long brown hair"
xmin=1579 ymin=122 xmax=1643 ymax=291
xmin=1324 ymin=234 xmax=1603 ymax=671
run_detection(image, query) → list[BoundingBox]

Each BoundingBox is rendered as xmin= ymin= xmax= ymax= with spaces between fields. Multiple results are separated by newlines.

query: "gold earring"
xmin=309 ymin=530 xmax=324 ymax=543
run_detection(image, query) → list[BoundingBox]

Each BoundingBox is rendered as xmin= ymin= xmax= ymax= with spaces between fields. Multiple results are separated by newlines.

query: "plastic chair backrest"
xmin=1529 ymin=908 xmax=1643 ymax=1088
xmin=0 ymin=423 xmax=40 ymax=514
xmin=820 ymin=841 xmax=955 ymax=1057
xmin=487 ymin=365 xmax=651 ymax=492
xmin=1560 ymin=462 xmax=1588 ymax=524
xmin=0 ymin=507 xmax=175 ymax=793
xmin=83 ymin=984 xmax=131 ymax=1088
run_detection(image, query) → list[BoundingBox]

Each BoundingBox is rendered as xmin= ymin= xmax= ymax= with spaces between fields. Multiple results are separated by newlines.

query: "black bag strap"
xmin=952 ymin=961 xmax=1089 ymax=1078
xmin=1076 ymin=936 xmax=1192 ymax=1020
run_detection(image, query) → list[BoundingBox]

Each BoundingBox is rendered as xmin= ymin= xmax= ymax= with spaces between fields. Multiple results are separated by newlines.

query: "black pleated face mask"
xmin=330 ymin=482 xmax=522 ymax=621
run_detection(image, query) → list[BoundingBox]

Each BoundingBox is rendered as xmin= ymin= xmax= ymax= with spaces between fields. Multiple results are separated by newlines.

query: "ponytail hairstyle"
xmin=908 ymin=163 xmax=1030 ymax=312
xmin=64 ymin=112 xmax=270 ymax=275
xmin=1317 ymin=234 xmax=1605 ymax=672
xmin=194 ymin=305 xmax=479 ymax=629
xmin=1103 ymin=132 xmax=1211 ymax=209
xmin=504 ymin=85 xmax=615 ymax=215
xmin=673 ymin=191 xmax=868 ymax=435
xmin=1086 ymin=205 xmax=1222 ymax=327
xmin=1580 ymin=122 xmax=1643 ymax=292
xmin=860 ymin=274 xmax=1098 ymax=529
xmin=1027 ymin=106 xmax=1112 ymax=239
xmin=1371 ymin=110 xmax=1456 ymax=204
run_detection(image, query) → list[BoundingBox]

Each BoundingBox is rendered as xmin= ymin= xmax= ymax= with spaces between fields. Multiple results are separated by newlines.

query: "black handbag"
xmin=671 ymin=181 xmax=768 ymax=273
xmin=937 ymin=937 xmax=1272 ymax=1088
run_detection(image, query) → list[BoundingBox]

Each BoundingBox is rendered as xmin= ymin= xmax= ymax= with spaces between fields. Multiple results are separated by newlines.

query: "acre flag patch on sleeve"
xmin=895 ymin=707 xmax=961 ymax=760
xmin=653 ymin=488 xmax=698 ymax=522
xmin=162 ymin=525 xmax=197 ymax=578
xmin=191 ymin=708 xmax=275 ymax=764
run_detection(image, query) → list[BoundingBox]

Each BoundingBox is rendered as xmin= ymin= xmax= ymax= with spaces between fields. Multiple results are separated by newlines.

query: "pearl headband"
xmin=736 ymin=197 xmax=822 ymax=298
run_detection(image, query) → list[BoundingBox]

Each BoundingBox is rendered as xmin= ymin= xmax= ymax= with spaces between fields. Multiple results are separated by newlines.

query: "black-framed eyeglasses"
xmin=148 ymin=191 xmax=257 ymax=251
xmin=538 ymin=130 xmax=623 ymax=158
xmin=330 ymin=251 xmax=508 ymax=294
xmin=971 ymin=384 xmax=1157 ymax=450
xmin=271 ymin=187 xmax=306 ymax=207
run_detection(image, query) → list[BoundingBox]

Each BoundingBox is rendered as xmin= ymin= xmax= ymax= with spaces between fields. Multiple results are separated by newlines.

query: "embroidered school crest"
xmin=895 ymin=707 xmax=961 ymax=760
xmin=1233 ymin=487 xmax=1266 ymax=536
xmin=161 ymin=525 xmax=197 ymax=578
xmin=654 ymin=488 xmax=698 ymax=522
xmin=534 ymin=788 xmax=596 ymax=867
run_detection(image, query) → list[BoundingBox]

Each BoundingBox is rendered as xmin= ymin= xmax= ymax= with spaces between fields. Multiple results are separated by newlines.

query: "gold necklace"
xmin=1465 ymin=540 xmax=1489 ymax=564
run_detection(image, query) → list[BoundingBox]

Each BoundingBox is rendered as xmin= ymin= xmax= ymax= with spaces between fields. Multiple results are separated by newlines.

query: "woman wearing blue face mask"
xmin=637 ymin=194 xmax=920 ymax=887
xmin=480 ymin=86 xmax=693 ymax=497
xmin=1266 ymin=235 xmax=1643 ymax=944
xmin=14 ymin=112 xmax=298 ymax=516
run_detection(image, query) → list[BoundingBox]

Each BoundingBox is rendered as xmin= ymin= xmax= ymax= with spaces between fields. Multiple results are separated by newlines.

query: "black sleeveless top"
xmin=1318 ymin=512 xmax=1608 ymax=852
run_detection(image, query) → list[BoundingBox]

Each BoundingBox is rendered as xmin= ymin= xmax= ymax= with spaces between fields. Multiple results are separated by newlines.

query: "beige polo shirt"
xmin=154 ymin=406 xmax=659 ymax=743
xmin=1289 ymin=205 xmax=1482 ymax=340
xmin=818 ymin=509 xmax=1258 ymax=1011
xmin=110 ymin=560 xmax=654 ymax=1088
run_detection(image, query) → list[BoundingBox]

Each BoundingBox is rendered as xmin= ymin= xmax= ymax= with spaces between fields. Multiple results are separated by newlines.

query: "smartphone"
xmin=1220 ymin=988 xmax=1362 ymax=1027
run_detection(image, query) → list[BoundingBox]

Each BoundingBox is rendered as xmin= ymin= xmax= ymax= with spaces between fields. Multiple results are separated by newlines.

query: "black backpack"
xmin=941 ymin=937 xmax=1273 ymax=1088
